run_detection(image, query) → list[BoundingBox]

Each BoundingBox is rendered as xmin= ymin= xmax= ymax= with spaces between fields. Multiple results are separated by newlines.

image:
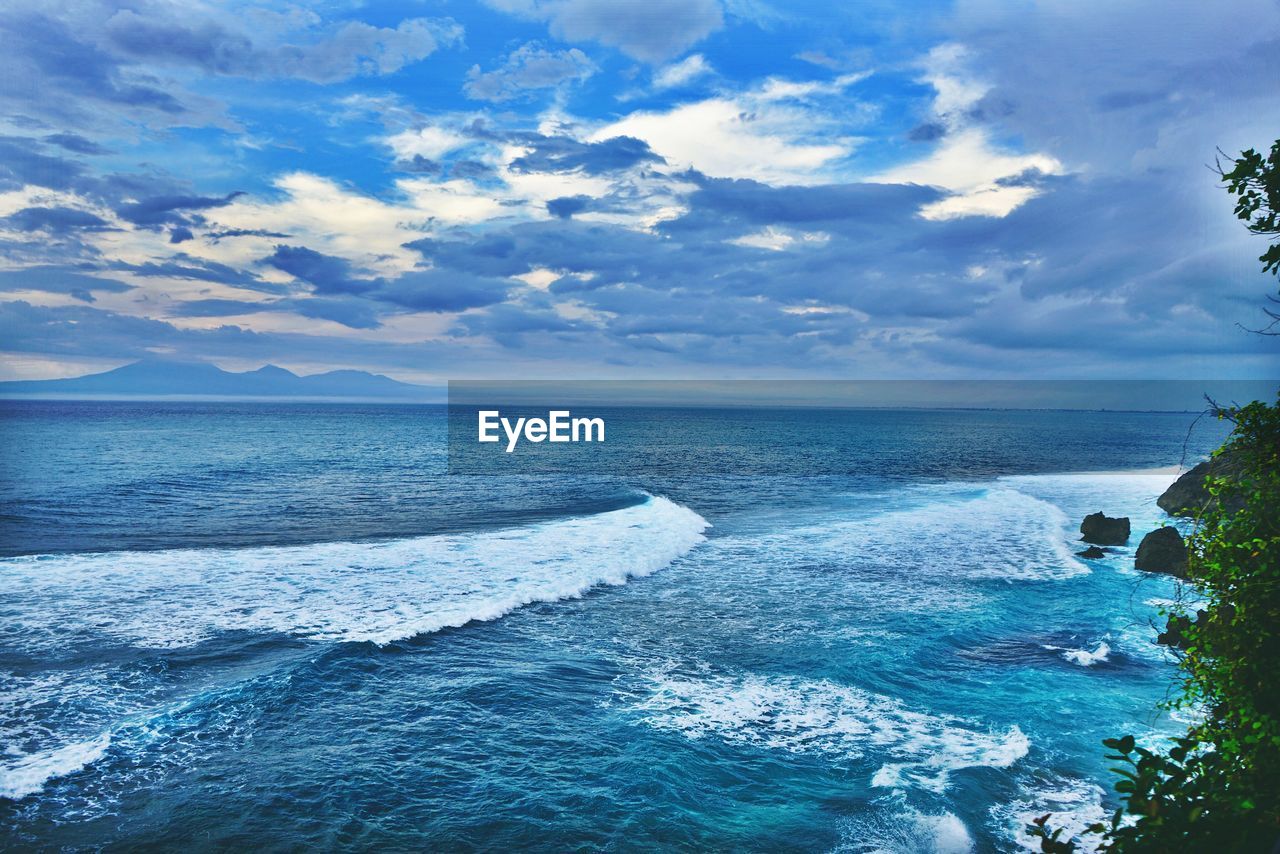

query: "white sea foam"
xmin=999 ymin=471 xmax=1188 ymax=575
xmin=837 ymin=805 xmax=975 ymax=853
xmin=0 ymin=735 xmax=110 ymax=800
xmin=1042 ymin=640 xmax=1111 ymax=667
xmin=757 ymin=485 xmax=1088 ymax=582
xmin=998 ymin=470 xmax=1180 ymax=514
xmin=920 ymin=812 xmax=975 ymax=854
xmin=620 ymin=667 xmax=1028 ymax=792
xmin=0 ymin=495 xmax=709 ymax=650
xmin=992 ymin=776 xmax=1111 ymax=852
xmin=0 ymin=663 xmax=297 ymax=803
xmin=0 ymin=496 xmax=708 ymax=801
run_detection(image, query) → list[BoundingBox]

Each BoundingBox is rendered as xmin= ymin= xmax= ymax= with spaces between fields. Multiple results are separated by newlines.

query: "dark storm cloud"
xmin=376 ymin=270 xmax=511 ymax=313
xmin=206 ymin=228 xmax=291 ymax=241
xmin=507 ymin=135 xmax=664 ymax=175
xmin=0 ymin=2 xmax=461 ymax=133
xmin=0 ymin=266 xmax=132 ymax=299
xmin=940 ymin=294 xmax=1280 ymax=361
xmin=670 ymin=173 xmax=940 ymax=227
xmin=946 ymin=0 xmax=1280 ymax=172
xmin=0 ymin=298 xmax=494 ymax=375
xmin=394 ymin=155 xmax=442 ymax=175
xmin=387 ymin=137 xmax=1267 ymax=369
xmin=262 ymin=245 xmax=511 ymax=314
xmin=102 ymin=9 xmax=460 ymax=84
xmin=404 ymin=234 xmax=528 ymax=279
xmin=593 ymin=287 xmax=819 ymax=338
xmin=406 ymin=179 xmax=981 ymax=323
xmin=942 ymin=170 xmax=1275 ymax=329
xmin=0 ymin=299 xmax=340 ymax=366
xmin=3 ymin=207 xmax=112 ymax=234
xmin=286 ymin=297 xmax=385 ymax=329
xmin=546 ymin=195 xmax=592 ymax=219
xmin=0 ymin=300 xmax=193 ymax=357
xmin=263 ymin=245 xmax=377 ymax=296
xmin=170 ymin=272 xmax=508 ymax=328
xmin=454 ymin=302 xmax=581 ymax=335
xmin=163 ymin=298 xmax=268 ymax=318
xmin=0 ymin=137 xmax=87 ymax=191
xmin=43 ymin=132 xmax=111 ymax=155
xmin=0 ymin=10 xmax=187 ymax=119
xmin=110 ymin=255 xmax=282 ymax=293
xmin=115 ymin=192 xmax=245 ymax=227
xmin=450 ymin=303 xmax=587 ymax=348
xmin=169 ymin=296 xmax=384 ymax=330
xmin=908 ymin=122 xmax=947 ymax=142
xmin=402 ymin=152 xmax=1272 ymax=365
xmin=0 ymin=136 xmax=254 ymax=254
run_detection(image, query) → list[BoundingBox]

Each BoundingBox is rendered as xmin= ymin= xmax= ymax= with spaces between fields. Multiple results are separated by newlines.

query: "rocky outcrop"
xmin=1135 ymin=526 xmax=1187 ymax=577
xmin=1157 ymin=451 xmax=1244 ymax=517
xmin=1158 ymin=604 xmax=1235 ymax=649
xmin=1080 ymin=512 xmax=1130 ymax=545
xmin=1076 ymin=546 xmax=1107 ymax=559
xmin=1157 ymin=610 xmax=1206 ymax=649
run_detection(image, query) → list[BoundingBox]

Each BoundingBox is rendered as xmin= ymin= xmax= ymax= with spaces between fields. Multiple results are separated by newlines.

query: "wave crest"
xmin=0 ymin=735 xmax=110 ymax=801
xmin=0 ymin=496 xmax=708 ymax=651
xmin=618 ymin=665 xmax=1028 ymax=792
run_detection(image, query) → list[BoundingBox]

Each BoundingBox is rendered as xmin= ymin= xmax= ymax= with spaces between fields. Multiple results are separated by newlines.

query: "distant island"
xmin=0 ymin=359 xmax=441 ymax=401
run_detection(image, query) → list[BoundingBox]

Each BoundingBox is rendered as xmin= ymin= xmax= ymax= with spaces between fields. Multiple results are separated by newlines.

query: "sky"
xmin=1 ymin=0 xmax=1278 ymax=383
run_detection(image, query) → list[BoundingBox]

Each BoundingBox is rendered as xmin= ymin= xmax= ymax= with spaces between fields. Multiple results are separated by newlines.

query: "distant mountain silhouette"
xmin=0 ymin=359 xmax=439 ymax=401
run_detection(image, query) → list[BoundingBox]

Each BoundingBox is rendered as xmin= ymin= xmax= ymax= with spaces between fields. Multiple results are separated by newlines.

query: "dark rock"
xmin=1080 ymin=512 xmax=1130 ymax=545
xmin=1135 ymin=526 xmax=1187 ymax=577
xmin=1157 ymin=451 xmax=1244 ymax=517
xmin=1076 ymin=546 xmax=1107 ymax=559
xmin=1157 ymin=604 xmax=1236 ymax=649
xmin=1157 ymin=609 xmax=1206 ymax=649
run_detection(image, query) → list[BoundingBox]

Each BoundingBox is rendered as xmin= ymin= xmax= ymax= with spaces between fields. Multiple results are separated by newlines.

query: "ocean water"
xmin=0 ymin=401 xmax=1232 ymax=851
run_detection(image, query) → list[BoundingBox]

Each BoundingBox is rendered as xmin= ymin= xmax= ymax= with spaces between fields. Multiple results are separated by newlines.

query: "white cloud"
xmin=484 ymin=0 xmax=724 ymax=63
xmin=755 ymin=71 xmax=869 ymax=102
xmin=0 ymin=187 xmax=108 ymax=219
xmin=396 ymin=177 xmax=512 ymax=226
xmin=588 ymin=72 xmax=870 ymax=184
xmin=919 ymin=44 xmax=988 ymax=121
xmin=881 ymin=128 xmax=1059 ymax=192
xmin=653 ymin=54 xmax=713 ymax=89
xmin=591 ymin=99 xmax=845 ymax=184
xmin=464 ymin=44 xmax=597 ymax=102
xmin=878 ymin=127 xmax=1061 ymax=221
xmin=514 ymin=268 xmax=560 ymax=289
xmin=874 ymin=47 xmax=1063 ymax=220
xmin=495 ymin=145 xmax=614 ymax=202
xmin=161 ymin=173 xmax=436 ymax=278
xmin=728 ymin=226 xmax=830 ymax=251
xmin=782 ymin=303 xmax=870 ymax=321
xmin=385 ymin=126 xmax=470 ymax=161
xmin=916 ymin=184 xmax=1042 ymax=220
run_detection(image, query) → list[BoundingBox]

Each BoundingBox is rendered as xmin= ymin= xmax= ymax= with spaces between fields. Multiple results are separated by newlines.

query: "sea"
xmin=0 ymin=400 xmax=1233 ymax=852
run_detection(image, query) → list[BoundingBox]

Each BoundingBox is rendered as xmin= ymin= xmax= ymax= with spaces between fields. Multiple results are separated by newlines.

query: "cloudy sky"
xmin=1 ymin=0 xmax=1278 ymax=382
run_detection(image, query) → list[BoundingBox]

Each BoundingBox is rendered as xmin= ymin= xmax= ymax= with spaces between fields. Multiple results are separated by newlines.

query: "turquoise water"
xmin=0 ymin=402 xmax=1230 ymax=851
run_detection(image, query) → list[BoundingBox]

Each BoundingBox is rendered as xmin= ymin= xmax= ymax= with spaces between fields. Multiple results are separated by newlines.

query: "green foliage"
xmin=1028 ymin=140 xmax=1280 ymax=851
xmin=1029 ymin=395 xmax=1280 ymax=851
xmin=1220 ymin=140 xmax=1280 ymax=277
